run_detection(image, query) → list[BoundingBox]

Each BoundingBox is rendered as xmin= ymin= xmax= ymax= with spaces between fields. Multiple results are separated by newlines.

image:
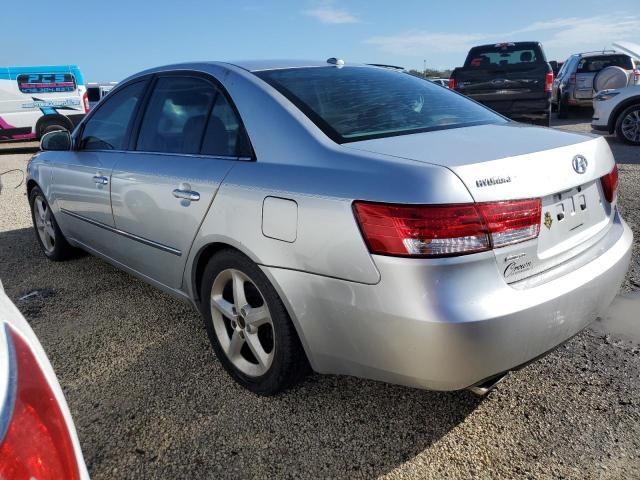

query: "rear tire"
xmin=615 ymin=104 xmax=640 ymax=146
xmin=199 ymin=249 xmax=309 ymax=395
xmin=29 ymin=186 xmax=75 ymax=261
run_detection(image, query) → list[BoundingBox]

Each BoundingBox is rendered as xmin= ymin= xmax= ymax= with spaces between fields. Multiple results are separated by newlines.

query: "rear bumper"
xmin=263 ymin=211 xmax=632 ymax=391
xmin=568 ymin=96 xmax=593 ymax=107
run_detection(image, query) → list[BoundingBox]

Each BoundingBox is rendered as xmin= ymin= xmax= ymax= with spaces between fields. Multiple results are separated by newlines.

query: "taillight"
xmin=544 ymin=71 xmax=554 ymax=93
xmin=448 ymin=78 xmax=456 ymax=89
xmin=0 ymin=326 xmax=80 ymax=480
xmin=568 ymin=73 xmax=576 ymax=85
xmin=633 ymin=69 xmax=640 ymax=84
xmin=600 ymin=164 xmax=619 ymax=203
xmin=353 ymin=199 xmax=541 ymax=257
xmin=82 ymin=92 xmax=89 ymax=113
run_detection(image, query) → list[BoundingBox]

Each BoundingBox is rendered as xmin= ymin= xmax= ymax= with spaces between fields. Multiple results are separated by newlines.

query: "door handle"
xmin=172 ymin=189 xmax=200 ymax=202
xmin=93 ymin=175 xmax=108 ymax=185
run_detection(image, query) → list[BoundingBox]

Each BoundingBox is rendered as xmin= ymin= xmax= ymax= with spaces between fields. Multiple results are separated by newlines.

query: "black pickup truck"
xmin=449 ymin=42 xmax=554 ymax=126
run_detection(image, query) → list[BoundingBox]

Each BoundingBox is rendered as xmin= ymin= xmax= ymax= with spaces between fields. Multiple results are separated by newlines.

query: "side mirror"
xmin=40 ymin=130 xmax=72 ymax=151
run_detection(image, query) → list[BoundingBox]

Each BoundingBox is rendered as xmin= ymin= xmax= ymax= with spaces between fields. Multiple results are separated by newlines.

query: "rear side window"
xmin=257 ymin=66 xmax=504 ymax=143
xmin=137 ymin=76 xmax=251 ymax=157
xmin=80 ymin=81 xmax=146 ymax=150
xmin=137 ymin=77 xmax=217 ymax=154
xmin=464 ymin=43 xmax=545 ymax=68
xmin=577 ymin=55 xmax=633 ymax=73
xmin=202 ymin=93 xmax=251 ymax=157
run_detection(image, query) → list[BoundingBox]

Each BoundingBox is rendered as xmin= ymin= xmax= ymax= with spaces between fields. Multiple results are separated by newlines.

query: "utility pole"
xmin=423 ymin=59 xmax=427 ymax=76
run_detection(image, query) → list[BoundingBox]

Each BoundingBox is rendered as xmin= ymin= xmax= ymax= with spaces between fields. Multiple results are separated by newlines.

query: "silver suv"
xmin=552 ymin=51 xmax=639 ymax=118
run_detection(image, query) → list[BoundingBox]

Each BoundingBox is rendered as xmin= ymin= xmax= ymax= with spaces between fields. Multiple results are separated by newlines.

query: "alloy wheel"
xmin=621 ymin=109 xmax=640 ymax=143
xmin=34 ymin=196 xmax=56 ymax=253
xmin=209 ymin=268 xmax=275 ymax=377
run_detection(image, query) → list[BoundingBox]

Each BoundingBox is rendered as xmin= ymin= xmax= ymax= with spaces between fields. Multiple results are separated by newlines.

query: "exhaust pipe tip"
xmin=467 ymin=372 xmax=509 ymax=397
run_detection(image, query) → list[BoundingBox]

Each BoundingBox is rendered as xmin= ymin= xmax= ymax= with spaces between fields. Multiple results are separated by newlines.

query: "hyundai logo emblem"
xmin=572 ymin=155 xmax=588 ymax=174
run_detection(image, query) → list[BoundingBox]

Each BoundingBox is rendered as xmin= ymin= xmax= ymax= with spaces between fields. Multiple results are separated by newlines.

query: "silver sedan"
xmin=26 ymin=60 xmax=632 ymax=395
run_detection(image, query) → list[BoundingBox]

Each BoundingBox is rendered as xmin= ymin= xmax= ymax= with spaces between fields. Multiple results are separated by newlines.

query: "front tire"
xmin=199 ymin=249 xmax=309 ymax=395
xmin=29 ymin=186 xmax=75 ymax=261
xmin=615 ymin=104 xmax=640 ymax=146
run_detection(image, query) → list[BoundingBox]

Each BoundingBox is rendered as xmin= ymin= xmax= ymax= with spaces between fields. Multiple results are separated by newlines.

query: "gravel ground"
xmin=0 ymin=114 xmax=639 ymax=479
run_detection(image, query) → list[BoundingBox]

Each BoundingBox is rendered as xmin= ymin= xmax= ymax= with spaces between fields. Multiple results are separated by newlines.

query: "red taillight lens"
xmin=633 ymin=69 xmax=640 ymax=83
xmin=0 ymin=327 xmax=80 ymax=480
xmin=476 ymin=199 xmax=541 ymax=248
xmin=353 ymin=199 xmax=541 ymax=257
xmin=544 ymin=71 xmax=554 ymax=93
xmin=600 ymin=164 xmax=619 ymax=203
xmin=448 ymin=78 xmax=456 ymax=90
xmin=82 ymin=92 xmax=89 ymax=113
xmin=568 ymin=73 xmax=576 ymax=85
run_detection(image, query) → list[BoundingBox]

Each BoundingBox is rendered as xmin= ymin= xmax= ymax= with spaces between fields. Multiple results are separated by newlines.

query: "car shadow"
xmin=0 ymin=226 xmax=482 ymax=479
xmin=0 ymin=141 xmax=39 ymax=155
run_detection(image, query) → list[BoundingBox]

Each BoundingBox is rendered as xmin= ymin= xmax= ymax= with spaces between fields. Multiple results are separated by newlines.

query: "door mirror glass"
xmin=40 ymin=130 xmax=72 ymax=151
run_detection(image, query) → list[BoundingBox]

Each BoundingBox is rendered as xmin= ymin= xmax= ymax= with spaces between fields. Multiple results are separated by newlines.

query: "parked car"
xmin=0 ymin=283 xmax=89 ymax=479
xmin=549 ymin=60 xmax=563 ymax=76
xmin=0 ymin=65 xmax=89 ymax=142
xmin=552 ymin=51 xmax=640 ymax=118
xmin=86 ymin=82 xmax=117 ymax=110
xmin=449 ymin=42 xmax=554 ymax=126
xmin=428 ymin=78 xmax=449 ymax=88
xmin=27 ymin=60 xmax=631 ymax=396
xmin=592 ymin=86 xmax=640 ymax=145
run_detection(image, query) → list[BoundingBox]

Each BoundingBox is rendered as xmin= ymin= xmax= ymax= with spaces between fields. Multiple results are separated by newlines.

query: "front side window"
xmin=257 ymin=66 xmax=505 ymax=143
xmin=80 ymin=80 xmax=146 ymax=150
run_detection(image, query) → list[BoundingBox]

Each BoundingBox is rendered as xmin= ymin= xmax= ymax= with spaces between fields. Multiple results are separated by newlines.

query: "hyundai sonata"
xmin=27 ymin=59 xmax=632 ymax=395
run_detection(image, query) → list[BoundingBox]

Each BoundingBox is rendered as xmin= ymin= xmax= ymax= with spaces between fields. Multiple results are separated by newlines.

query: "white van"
xmin=0 ymin=65 xmax=88 ymax=142
xmin=86 ymin=82 xmax=117 ymax=110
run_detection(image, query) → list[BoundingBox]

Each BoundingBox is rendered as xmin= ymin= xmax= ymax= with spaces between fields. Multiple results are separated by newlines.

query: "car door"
xmin=50 ymin=79 xmax=149 ymax=255
xmin=109 ymin=73 xmax=251 ymax=290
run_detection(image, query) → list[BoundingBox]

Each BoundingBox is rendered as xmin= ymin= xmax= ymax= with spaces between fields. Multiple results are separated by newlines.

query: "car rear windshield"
xmin=256 ymin=66 xmax=505 ymax=143
xmin=577 ymin=55 xmax=633 ymax=73
xmin=87 ymin=87 xmax=101 ymax=102
xmin=464 ymin=43 xmax=545 ymax=68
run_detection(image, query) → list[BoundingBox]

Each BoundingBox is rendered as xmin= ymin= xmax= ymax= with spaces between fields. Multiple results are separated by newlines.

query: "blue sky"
xmin=4 ymin=1 xmax=639 ymax=81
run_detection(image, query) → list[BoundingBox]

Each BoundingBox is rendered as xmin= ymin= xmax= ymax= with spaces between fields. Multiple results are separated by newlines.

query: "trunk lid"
xmin=344 ymin=123 xmax=616 ymax=283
